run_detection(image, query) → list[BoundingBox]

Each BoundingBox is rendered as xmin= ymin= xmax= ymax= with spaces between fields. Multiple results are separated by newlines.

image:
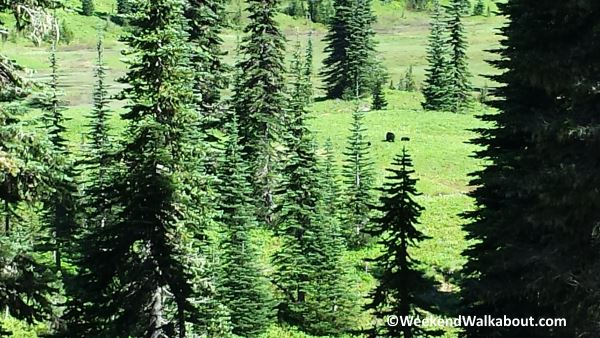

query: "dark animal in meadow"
xmin=367 ymin=141 xmax=372 ymax=146
xmin=386 ymin=132 xmax=396 ymax=142
xmin=401 ymin=137 xmax=410 ymax=142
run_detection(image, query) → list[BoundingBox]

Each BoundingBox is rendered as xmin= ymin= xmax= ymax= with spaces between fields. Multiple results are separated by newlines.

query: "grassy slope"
xmin=0 ymin=0 xmax=503 ymax=336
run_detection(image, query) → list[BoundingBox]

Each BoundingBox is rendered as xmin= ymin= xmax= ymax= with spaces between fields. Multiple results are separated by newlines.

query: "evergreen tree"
xmin=81 ymin=0 xmax=94 ymax=16
xmin=345 ymin=0 xmax=378 ymax=98
xmin=303 ymin=34 xmax=315 ymax=103
xmin=341 ymin=102 xmax=375 ymax=248
xmin=67 ymin=1 xmax=209 ymax=336
xmin=302 ymin=141 xmax=358 ymax=336
xmin=421 ymin=0 xmax=452 ymax=111
xmin=447 ymin=0 xmax=472 ymax=112
xmin=185 ymin=0 xmax=229 ymax=122
xmin=462 ymin=1 xmax=600 ymax=337
xmin=472 ymin=0 xmax=484 ymax=16
xmin=58 ymin=37 xmax=116 ymax=337
xmin=364 ymin=148 xmax=441 ymax=337
xmin=371 ymin=77 xmax=388 ymax=110
xmin=34 ymin=44 xmax=78 ymax=272
xmin=400 ymin=65 xmax=417 ymax=92
xmin=233 ymin=0 xmax=287 ymax=228
xmin=320 ymin=0 xmax=353 ymax=99
xmin=217 ymin=119 xmax=273 ymax=337
xmin=0 ymin=86 xmax=57 ymax=338
xmin=115 ymin=0 xmax=131 ymax=24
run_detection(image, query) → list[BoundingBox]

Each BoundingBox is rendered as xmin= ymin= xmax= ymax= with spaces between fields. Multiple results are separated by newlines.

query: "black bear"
xmin=401 ymin=137 xmax=410 ymax=142
xmin=386 ymin=132 xmax=396 ymax=142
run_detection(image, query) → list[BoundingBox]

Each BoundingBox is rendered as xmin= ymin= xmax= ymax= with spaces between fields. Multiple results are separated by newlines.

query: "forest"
xmin=1 ymin=0 xmax=599 ymax=337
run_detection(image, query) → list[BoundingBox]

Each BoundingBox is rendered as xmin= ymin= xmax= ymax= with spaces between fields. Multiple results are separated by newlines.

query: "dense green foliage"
xmin=462 ymin=1 xmax=600 ymax=337
xmin=365 ymin=148 xmax=441 ymax=337
xmin=232 ymin=0 xmax=287 ymax=228
xmin=81 ymin=0 xmax=94 ymax=16
xmin=371 ymin=78 xmax=388 ymax=110
xmin=217 ymin=119 xmax=274 ymax=337
xmin=5 ymin=1 xmax=600 ymax=337
xmin=321 ymin=0 xmax=379 ymax=99
xmin=341 ymin=103 xmax=375 ymax=248
xmin=446 ymin=0 xmax=472 ymax=112
xmin=422 ymin=0 xmax=451 ymax=111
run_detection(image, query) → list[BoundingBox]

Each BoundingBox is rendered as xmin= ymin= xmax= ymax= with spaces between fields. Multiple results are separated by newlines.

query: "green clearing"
xmin=1 ymin=1 xmax=503 ymax=336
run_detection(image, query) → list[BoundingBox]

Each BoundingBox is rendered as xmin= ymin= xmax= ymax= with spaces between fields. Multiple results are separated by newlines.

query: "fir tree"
xmin=364 ymin=147 xmax=441 ymax=337
xmin=472 ymin=0 xmax=484 ymax=16
xmin=0 ymin=89 xmax=57 ymax=338
xmin=34 ymin=44 xmax=78 ymax=272
xmin=303 ymin=33 xmax=315 ymax=103
xmin=345 ymin=0 xmax=378 ymax=98
xmin=320 ymin=0 xmax=353 ymax=99
xmin=302 ymin=140 xmax=358 ymax=336
xmin=217 ymin=119 xmax=274 ymax=337
xmin=462 ymin=1 xmax=600 ymax=337
xmin=447 ymin=0 xmax=472 ymax=112
xmin=58 ymin=37 xmax=116 ymax=337
xmin=341 ymin=102 xmax=375 ymax=248
xmin=68 ymin=1 xmax=208 ymax=336
xmin=401 ymin=65 xmax=417 ymax=92
xmin=421 ymin=0 xmax=452 ymax=111
xmin=233 ymin=0 xmax=287 ymax=228
xmin=185 ymin=0 xmax=229 ymax=122
xmin=371 ymin=77 xmax=388 ymax=110
xmin=81 ymin=0 xmax=94 ymax=16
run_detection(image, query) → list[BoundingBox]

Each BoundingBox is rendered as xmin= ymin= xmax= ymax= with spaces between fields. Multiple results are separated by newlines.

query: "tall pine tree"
xmin=341 ymin=102 xmax=375 ymax=248
xmin=422 ymin=0 xmax=452 ymax=111
xmin=462 ymin=1 xmax=600 ymax=337
xmin=58 ymin=37 xmax=117 ymax=337
xmin=364 ymin=147 xmax=441 ymax=337
xmin=217 ymin=119 xmax=274 ymax=337
xmin=66 ymin=1 xmax=209 ymax=336
xmin=232 ymin=0 xmax=287 ymax=227
xmin=446 ymin=0 xmax=472 ymax=112
xmin=35 ymin=44 xmax=79 ymax=272
xmin=320 ymin=0 xmax=353 ymax=99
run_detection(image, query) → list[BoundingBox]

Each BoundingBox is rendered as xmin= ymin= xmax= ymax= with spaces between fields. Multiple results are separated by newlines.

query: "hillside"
xmin=1 ymin=0 xmax=502 ymax=336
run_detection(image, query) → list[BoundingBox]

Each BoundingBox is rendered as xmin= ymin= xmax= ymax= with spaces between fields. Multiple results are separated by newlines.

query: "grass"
xmin=1 ymin=0 xmax=501 ymax=336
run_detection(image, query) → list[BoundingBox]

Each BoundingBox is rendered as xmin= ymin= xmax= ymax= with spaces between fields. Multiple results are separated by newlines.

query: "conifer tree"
xmin=35 ymin=44 xmax=78 ymax=272
xmin=0 ymin=85 xmax=57 ymax=338
xmin=401 ymin=65 xmax=417 ymax=92
xmin=447 ymin=0 xmax=472 ymax=112
xmin=185 ymin=0 xmax=229 ymax=121
xmin=364 ymin=148 xmax=441 ymax=337
xmin=345 ymin=0 xmax=377 ymax=97
xmin=462 ymin=1 xmax=600 ymax=337
xmin=371 ymin=78 xmax=388 ymax=110
xmin=302 ymin=140 xmax=358 ymax=336
xmin=67 ymin=1 xmax=208 ymax=336
xmin=217 ymin=119 xmax=273 ymax=337
xmin=81 ymin=0 xmax=94 ymax=16
xmin=115 ymin=0 xmax=131 ymax=24
xmin=472 ymin=0 xmax=484 ymax=16
xmin=341 ymin=102 xmax=375 ymax=248
xmin=233 ymin=0 xmax=287 ymax=227
xmin=320 ymin=0 xmax=353 ymax=99
xmin=58 ymin=37 xmax=116 ymax=337
xmin=303 ymin=34 xmax=315 ymax=103
xmin=422 ymin=0 xmax=452 ymax=111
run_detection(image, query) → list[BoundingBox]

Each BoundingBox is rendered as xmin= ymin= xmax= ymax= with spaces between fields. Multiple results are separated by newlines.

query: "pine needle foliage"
xmin=341 ymin=102 xmax=375 ymax=248
xmin=446 ymin=0 xmax=472 ymax=112
xmin=67 ymin=1 xmax=209 ymax=336
xmin=422 ymin=0 xmax=452 ymax=111
xmin=364 ymin=147 xmax=441 ymax=338
xmin=462 ymin=1 xmax=600 ymax=337
xmin=217 ymin=119 xmax=274 ymax=337
xmin=232 ymin=0 xmax=287 ymax=228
